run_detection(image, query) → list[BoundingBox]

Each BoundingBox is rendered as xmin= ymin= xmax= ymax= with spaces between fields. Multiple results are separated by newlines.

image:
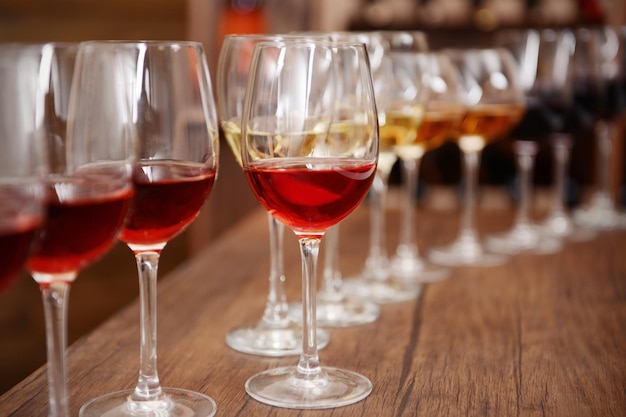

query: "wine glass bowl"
xmin=240 ymin=39 xmax=377 ymax=409
xmin=78 ymin=40 xmax=218 ymax=417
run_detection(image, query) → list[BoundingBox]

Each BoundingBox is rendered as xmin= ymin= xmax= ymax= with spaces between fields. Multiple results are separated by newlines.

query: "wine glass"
xmin=23 ymin=41 xmax=134 ymax=417
xmin=428 ymin=48 xmax=526 ymax=267
xmin=79 ymin=41 xmax=218 ymax=417
xmin=241 ymin=39 xmax=377 ymax=408
xmin=340 ymin=33 xmax=424 ymax=304
xmin=572 ymin=25 xmax=626 ymax=231
xmin=517 ymin=29 xmax=596 ymax=242
xmin=0 ymin=44 xmax=47 ymax=294
xmin=217 ymin=34 xmax=330 ymax=353
xmin=387 ymin=51 xmax=462 ymax=283
xmin=485 ymin=28 xmax=571 ymax=254
xmin=379 ymin=31 xmax=445 ymax=284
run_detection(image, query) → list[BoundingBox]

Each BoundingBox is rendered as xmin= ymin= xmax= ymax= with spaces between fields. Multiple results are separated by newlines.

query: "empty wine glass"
xmin=429 ymin=48 xmax=525 ymax=267
xmin=24 ymin=42 xmax=135 ymax=417
xmin=217 ymin=34 xmax=330 ymax=353
xmin=0 ymin=44 xmax=47 ymax=294
xmin=79 ymin=41 xmax=219 ymax=417
xmin=241 ymin=40 xmax=377 ymax=408
xmin=572 ymin=25 xmax=626 ymax=231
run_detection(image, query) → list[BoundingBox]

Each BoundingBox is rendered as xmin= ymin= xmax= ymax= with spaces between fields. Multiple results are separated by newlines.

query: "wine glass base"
xmin=226 ymin=324 xmax=329 ymax=356
xmin=245 ymin=366 xmax=372 ymax=409
xmin=485 ymin=225 xmax=562 ymax=256
xmin=390 ymin=256 xmax=451 ymax=283
xmin=287 ymin=298 xmax=380 ymax=328
xmin=341 ymin=277 xmax=420 ymax=304
xmin=573 ymin=204 xmax=624 ymax=231
xmin=540 ymin=214 xmax=596 ymax=242
xmin=80 ymin=388 xmax=217 ymax=417
xmin=428 ymin=239 xmax=508 ymax=267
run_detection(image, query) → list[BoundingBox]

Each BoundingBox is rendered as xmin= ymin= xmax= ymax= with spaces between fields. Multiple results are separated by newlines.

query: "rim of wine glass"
xmin=78 ymin=39 xmax=207 ymax=49
xmin=240 ymin=39 xmax=378 ymax=165
xmin=217 ymin=33 xmax=334 ymax=84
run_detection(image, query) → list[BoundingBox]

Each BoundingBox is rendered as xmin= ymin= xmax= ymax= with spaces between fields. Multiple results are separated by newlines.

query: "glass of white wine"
xmin=428 ymin=48 xmax=526 ymax=267
xmin=217 ymin=34 xmax=331 ymax=354
xmin=388 ymin=51 xmax=463 ymax=283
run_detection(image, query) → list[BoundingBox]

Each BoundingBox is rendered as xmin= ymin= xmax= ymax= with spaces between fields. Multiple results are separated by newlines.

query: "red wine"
xmin=119 ymin=161 xmax=216 ymax=246
xmin=511 ymin=94 xmax=576 ymax=141
xmin=574 ymin=77 xmax=626 ymax=128
xmin=0 ymin=184 xmax=45 ymax=290
xmin=0 ymin=215 xmax=42 ymax=291
xmin=28 ymin=180 xmax=133 ymax=278
xmin=244 ymin=158 xmax=376 ymax=235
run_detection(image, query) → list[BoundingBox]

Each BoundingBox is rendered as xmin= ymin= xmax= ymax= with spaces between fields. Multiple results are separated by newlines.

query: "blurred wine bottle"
xmin=218 ymin=0 xmax=267 ymax=43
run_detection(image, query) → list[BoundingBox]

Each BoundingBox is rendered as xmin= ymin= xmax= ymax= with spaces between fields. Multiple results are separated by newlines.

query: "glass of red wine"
xmin=572 ymin=25 xmax=626 ymax=231
xmin=241 ymin=40 xmax=377 ymax=408
xmin=527 ymin=29 xmax=597 ymax=242
xmin=24 ymin=42 xmax=134 ymax=417
xmin=79 ymin=41 xmax=219 ymax=417
xmin=217 ymin=33 xmax=331 ymax=354
xmin=0 ymin=44 xmax=47 ymax=294
xmin=485 ymin=28 xmax=568 ymax=255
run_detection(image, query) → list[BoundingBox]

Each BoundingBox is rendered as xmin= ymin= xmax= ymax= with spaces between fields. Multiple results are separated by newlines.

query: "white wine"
xmin=416 ymin=106 xmax=465 ymax=148
xmin=244 ymin=120 xmax=376 ymax=162
xmin=221 ymin=119 xmax=243 ymax=166
xmin=380 ymin=105 xmax=425 ymax=161
xmin=457 ymin=104 xmax=525 ymax=152
xmin=327 ymin=120 xmax=376 ymax=157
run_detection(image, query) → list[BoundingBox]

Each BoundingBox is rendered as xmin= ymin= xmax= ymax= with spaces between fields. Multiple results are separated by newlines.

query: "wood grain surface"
xmin=1 ymin=190 xmax=625 ymax=417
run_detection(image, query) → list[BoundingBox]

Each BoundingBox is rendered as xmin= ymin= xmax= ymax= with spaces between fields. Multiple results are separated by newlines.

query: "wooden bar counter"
xmin=2 ymin=188 xmax=625 ymax=416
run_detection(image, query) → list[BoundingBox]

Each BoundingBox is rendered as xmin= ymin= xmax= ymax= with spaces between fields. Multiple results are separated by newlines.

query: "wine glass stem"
xmin=262 ymin=214 xmax=289 ymax=324
xmin=133 ymin=251 xmax=165 ymax=401
xmin=363 ymin=169 xmax=390 ymax=279
xmin=40 ymin=279 xmax=74 ymax=417
xmin=459 ymin=149 xmax=480 ymax=242
xmin=297 ymin=237 xmax=322 ymax=377
xmin=321 ymin=224 xmax=342 ymax=297
xmin=594 ymin=120 xmax=614 ymax=205
xmin=514 ymin=146 xmax=536 ymax=227
xmin=549 ymin=135 xmax=572 ymax=217
xmin=397 ymin=158 xmax=421 ymax=258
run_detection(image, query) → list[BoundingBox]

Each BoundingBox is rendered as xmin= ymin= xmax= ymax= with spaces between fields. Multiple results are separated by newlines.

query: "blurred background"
xmin=0 ymin=0 xmax=624 ymax=395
